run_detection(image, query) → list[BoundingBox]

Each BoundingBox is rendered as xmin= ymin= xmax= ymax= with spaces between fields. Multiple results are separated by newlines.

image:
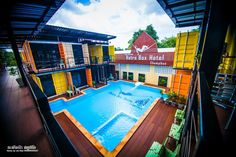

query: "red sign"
xmin=116 ymin=32 xmax=174 ymax=66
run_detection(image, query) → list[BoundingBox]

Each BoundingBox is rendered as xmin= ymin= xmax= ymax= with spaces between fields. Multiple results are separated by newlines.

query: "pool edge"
xmin=53 ymin=98 xmax=160 ymax=157
xmin=111 ymin=98 xmax=159 ymax=156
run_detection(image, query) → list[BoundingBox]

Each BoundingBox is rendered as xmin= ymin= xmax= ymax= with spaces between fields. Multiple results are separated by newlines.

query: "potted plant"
xmin=8 ymin=67 xmax=25 ymax=87
xmin=166 ymin=91 xmax=178 ymax=106
xmin=101 ymin=77 xmax=107 ymax=84
xmin=177 ymin=95 xmax=186 ymax=109
xmin=138 ymin=74 xmax=145 ymax=82
xmin=159 ymin=89 xmax=164 ymax=102
xmin=109 ymin=73 xmax=114 ymax=80
xmin=166 ymin=92 xmax=173 ymax=105
xmin=92 ymin=81 xmax=96 ymax=88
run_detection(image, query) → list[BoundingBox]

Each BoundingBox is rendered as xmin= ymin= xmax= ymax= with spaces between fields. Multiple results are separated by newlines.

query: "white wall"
xmin=115 ymin=64 xmax=173 ymax=87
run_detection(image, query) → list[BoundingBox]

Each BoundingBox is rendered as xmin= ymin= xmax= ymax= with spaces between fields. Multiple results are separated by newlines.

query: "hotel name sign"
xmin=115 ymin=52 xmax=174 ymax=66
xmin=115 ymin=32 xmax=174 ymax=66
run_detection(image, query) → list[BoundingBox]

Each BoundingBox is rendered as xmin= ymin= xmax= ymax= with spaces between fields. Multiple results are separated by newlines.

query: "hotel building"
xmin=21 ymin=25 xmax=116 ymax=97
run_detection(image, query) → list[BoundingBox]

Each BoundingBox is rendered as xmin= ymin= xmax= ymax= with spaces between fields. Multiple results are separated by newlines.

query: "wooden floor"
xmin=55 ymin=113 xmax=103 ymax=157
xmin=55 ymin=99 xmax=176 ymax=157
xmin=0 ymin=70 xmax=55 ymax=157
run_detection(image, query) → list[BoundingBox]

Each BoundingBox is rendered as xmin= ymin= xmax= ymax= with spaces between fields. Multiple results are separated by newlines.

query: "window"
xmin=72 ymin=69 xmax=87 ymax=87
xmin=158 ymin=76 xmax=168 ymax=87
xmin=123 ymin=72 xmax=127 ymax=80
xmin=30 ymin=43 xmax=60 ymax=69
xmin=39 ymin=74 xmax=56 ymax=97
xmin=138 ymin=73 xmax=145 ymax=82
xmin=128 ymin=72 xmax=133 ymax=80
xmin=72 ymin=45 xmax=84 ymax=65
xmin=102 ymin=46 xmax=109 ymax=62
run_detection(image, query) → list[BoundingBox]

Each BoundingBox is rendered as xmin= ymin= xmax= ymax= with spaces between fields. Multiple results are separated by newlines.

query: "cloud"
xmin=48 ymin=0 xmax=197 ymax=48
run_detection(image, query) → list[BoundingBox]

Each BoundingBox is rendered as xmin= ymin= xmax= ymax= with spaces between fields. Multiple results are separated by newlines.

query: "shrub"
xmin=138 ymin=74 xmax=145 ymax=82
xmin=128 ymin=73 xmax=133 ymax=80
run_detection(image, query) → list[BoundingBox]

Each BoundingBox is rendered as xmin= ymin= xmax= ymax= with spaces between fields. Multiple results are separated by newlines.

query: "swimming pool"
xmin=50 ymin=81 xmax=167 ymax=153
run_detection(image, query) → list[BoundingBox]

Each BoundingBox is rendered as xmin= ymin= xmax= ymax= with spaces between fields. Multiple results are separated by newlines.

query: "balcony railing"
xmin=90 ymin=55 xmax=115 ymax=65
xmin=22 ymin=66 xmax=79 ymax=157
xmin=180 ymin=70 xmax=223 ymax=157
xmin=25 ymin=57 xmax=89 ymax=74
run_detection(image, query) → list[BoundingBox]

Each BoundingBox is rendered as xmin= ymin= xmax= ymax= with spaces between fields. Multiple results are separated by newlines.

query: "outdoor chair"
xmin=109 ymin=73 xmax=114 ymax=80
xmin=174 ymin=106 xmax=186 ymax=124
xmin=73 ymin=85 xmax=81 ymax=95
xmin=66 ymin=86 xmax=74 ymax=97
xmin=163 ymin=137 xmax=181 ymax=157
xmin=145 ymin=141 xmax=164 ymax=157
xmin=169 ymin=119 xmax=185 ymax=142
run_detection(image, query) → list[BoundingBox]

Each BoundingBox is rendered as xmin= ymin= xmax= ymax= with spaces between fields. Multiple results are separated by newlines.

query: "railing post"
xmin=7 ymin=22 xmax=27 ymax=86
xmin=195 ymin=71 xmax=223 ymax=157
xmin=199 ymin=0 xmax=228 ymax=90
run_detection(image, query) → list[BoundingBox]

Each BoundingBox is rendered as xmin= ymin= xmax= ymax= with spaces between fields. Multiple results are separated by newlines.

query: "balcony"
xmin=0 ymin=69 xmax=79 ymax=157
xmin=24 ymin=57 xmax=90 ymax=75
xmin=90 ymin=55 xmax=115 ymax=65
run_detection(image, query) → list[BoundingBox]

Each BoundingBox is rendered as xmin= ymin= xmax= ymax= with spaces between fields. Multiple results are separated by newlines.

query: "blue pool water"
xmin=50 ymin=81 xmax=167 ymax=151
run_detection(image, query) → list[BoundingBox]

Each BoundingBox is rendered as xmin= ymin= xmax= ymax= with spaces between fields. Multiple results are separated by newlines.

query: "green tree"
xmin=0 ymin=50 xmax=4 ymax=63
xmin=146 ymin=24 xmax=159 ymax=41
xmin=128 ymin=29 xmax=143 ymax=49
xmin=128 ymin=24 xmax=159 ymax=49
xmin=158 ymin=36 xmax=176 ymax=48
xmin=115 ymin=47 xmax=124 ymax=51
xmin=0 ymin=50 xmax=5 ymax=69
xmin=4 ymin=51 xmax=17 ymax=66
xmin=191 ymin=27 xmax=200 ymax=32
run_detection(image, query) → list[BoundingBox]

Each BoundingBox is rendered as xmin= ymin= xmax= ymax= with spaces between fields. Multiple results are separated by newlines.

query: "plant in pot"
xmin=166 ymin=92 xmax=175 ymax=105
xmin=160 ymin=89 xmax=164 ymax=100
xmin=178 ymin=95 xmax=186 ymax=109
xmin=167 ymin=92 xmax=178 ymax=106
xmin=9 ymin=67 xmax=17 ymax=76
xmin=92 ymin=81 xmax=96 ymax=88
xmin=8 ymin=67 xmax=24 ymax=87
xmin=138 ymin=75 xmax=145 ymax=82
xmin=128 ymin=75 xmax=133 ymax=81
xmin=102 ymin=77 xmax=107 ymax=84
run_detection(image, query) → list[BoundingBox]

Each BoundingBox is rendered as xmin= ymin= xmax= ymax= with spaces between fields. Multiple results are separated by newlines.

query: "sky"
xmin=48 ymin=0 xmax=197 ymax=48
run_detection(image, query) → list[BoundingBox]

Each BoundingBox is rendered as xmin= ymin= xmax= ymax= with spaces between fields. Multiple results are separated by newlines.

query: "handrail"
xmin=32 ymin=57 xmax=88 ymax=70
xmin=180 ymin=71 xmax=223 ymax=157
xmin=198 ymin=72 xmax=222 ymax=140
xmin=22 ymin=67 xmax=80 ymax=157
xmin=90 ymin=55 xmax=114 ymax=64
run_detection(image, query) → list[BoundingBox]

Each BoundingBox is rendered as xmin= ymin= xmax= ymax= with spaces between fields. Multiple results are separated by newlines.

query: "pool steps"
xmin=92 ymin=112 xmax=138 ymax=135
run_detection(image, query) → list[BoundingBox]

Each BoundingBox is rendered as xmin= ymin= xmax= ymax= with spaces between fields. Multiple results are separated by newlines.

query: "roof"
xmin=158 ymin=47 xmax=175 ymax=52
xmin=156 ymin=0 xmax=207 ymax=27
xmin=30 ymin=25 xmax=116 ymax=44
xmin=0 ymin=1 xmax=116 ymax=49
xmin=0 ymin=0 xmax=66 ymax=49
xmin=115 ymin=50 xmax=131 ymax=54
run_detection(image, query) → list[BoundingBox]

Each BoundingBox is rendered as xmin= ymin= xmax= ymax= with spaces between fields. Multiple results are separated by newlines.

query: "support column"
xmin=7 ymin=24 xmax=27 ymax=85
xmin=199 ymin=0 xmax=228 ymax=89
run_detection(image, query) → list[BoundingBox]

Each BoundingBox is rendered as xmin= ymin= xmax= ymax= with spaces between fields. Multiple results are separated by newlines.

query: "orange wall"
xmin=176 ymin=69 xmax=192 ymax=75
xmin=58 ymin=43 xmax=66 ymax=65
xmin=66 ymin=72 xmax=73 ymax=88
xmin=171 ymin=70 xmax=192 ymax=96
xmin=86 ymin=68 xmax=93 ymax=87
xmin=22 ymin=41 xmax=37 ymax=71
